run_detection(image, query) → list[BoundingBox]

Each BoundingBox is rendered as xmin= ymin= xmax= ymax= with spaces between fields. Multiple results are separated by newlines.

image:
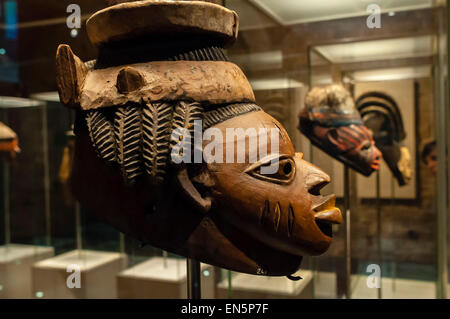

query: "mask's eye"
xmin=245 ymin=156 xmax=296 ymax=185
xmin=360 ymin=142 xmax=371 ymax=151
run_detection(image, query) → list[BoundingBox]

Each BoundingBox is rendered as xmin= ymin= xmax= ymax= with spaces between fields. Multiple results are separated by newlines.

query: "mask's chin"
xmin=398 ymin=147 xmax=412 ymax=183
xmin=389 ymin=146 xmax=412 ymax=186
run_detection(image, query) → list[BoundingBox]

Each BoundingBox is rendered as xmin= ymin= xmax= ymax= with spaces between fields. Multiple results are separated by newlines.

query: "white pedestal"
xmin=32 ymin=249 xmax=126 ymax=299
xmin=350 ymin=274 xmax=436 ymax=299
xmin=314 ymin=271 xmax=337 ymax=299
xmin=0 ymin=244 xmax=55 ymax=298
xmin=117 ymin=257 xmax=215 ymax=299
xmin=216 ymin=270 xmax=313 ymax=299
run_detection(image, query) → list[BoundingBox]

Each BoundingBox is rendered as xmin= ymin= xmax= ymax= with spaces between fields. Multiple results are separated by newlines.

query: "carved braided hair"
xmin=84 ymin=46 xmax=261 ymax=185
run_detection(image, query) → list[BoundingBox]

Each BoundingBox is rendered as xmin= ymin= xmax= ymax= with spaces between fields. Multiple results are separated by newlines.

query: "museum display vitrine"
xmin=0 ymin=0 xmax=448 ymax=299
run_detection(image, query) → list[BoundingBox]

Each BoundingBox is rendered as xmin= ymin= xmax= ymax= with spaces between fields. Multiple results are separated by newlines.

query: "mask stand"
xmin=375 ymin=170 xmax=382 ymax=299
xmin=187 ymin=258 xmax=201 ymax=299
xmin=3 ymin=156 xmax=10 ymax=250
xmin=227 ymin=270 xmax=233 ymax=298
xmin=391 ymin=176 xmax=396 ymax=293
xmin=343 ymin=165 xmax=351 ymax=299
xmin=41 ymin=104 xmax=52 ymax=247
xmin=1 ymin=111 xmax=10 ymax=253
xmin=75 ymin=202 xmax=82 ymax=259
xmin=119 ymin=233 xmax=126 ymax=269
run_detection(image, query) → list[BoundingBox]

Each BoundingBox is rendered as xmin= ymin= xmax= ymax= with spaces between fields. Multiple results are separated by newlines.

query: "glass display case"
xmin=0 ymin=96 xmax=54 ymax=298
xmin=0 ymin=0 xmax=448 ymax=300
xmin=222 ymin=0 xmax=448 ymax=299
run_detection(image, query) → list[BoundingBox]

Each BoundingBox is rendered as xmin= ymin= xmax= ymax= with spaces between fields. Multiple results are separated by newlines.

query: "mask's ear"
xmin=56 ymin=44 xmax=87 ymax=109
xmin=176 ymin=166 xmax=213 ymax=214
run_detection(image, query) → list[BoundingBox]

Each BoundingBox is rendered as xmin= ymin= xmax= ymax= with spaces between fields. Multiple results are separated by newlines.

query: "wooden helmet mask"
xmin=356 ymin=91 xmax=412 ymax=186
xmin=299 ymin=84 xmax=382 ymax=177
xmin=56 ymin=0 xmax=342 ymax=276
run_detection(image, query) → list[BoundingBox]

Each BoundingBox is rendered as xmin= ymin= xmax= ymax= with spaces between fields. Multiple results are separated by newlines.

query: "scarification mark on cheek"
xmin=274 ymin=202 xmax=281 ymax=232
xmin=288 ymin=204 xmax=295 ymax=237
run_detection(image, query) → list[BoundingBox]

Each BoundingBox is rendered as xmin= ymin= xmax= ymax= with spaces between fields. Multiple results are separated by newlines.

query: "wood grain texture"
xmin=80 ymin=61 xmax=255 ymax=110
xmin=86 ymin=1 xmax=238 ymax=47
xmin=55 ymin=45 xmax=88 ymax=109
xmin=116 ymin=66 xmax=146 ymax=94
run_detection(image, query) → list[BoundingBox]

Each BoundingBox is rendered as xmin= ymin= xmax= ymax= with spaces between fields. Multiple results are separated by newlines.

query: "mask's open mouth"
xmin=371 ymin=158 xmax=381 ymax=171
xmin=0 ymin=138 xmax=20 ymax=155
xmin=309 ymin=181 xmax=343 ymax=238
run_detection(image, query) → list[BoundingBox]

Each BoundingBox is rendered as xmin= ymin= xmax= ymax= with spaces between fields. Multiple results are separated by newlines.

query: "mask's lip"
xmin=315 ymin=207 xmax=343 ymax=225
xmin=312 ymin=194 xmax=334 ymax=211
xmin=371 ymin=159 xmax=381 ymax=170
xmin=313 ymin=194 xmax=343 ymax=225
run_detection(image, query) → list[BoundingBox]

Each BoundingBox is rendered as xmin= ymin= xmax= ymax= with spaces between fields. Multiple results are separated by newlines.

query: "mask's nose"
xmin=371 ymin=145 xmax=382 ymax=171
xmin=299 ymin=156 xmax=331 ymax=196
xmin=373 ymin=147 xmax=382 ymax=161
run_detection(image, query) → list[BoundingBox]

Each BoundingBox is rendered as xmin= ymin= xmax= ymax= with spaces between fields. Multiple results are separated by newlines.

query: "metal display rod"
xmin=391 ymin=176 xmax=397 ymax=292
xmin=3 ymin=160 xmax=10 ymax=246
xmin=227 ymin=270 xmax=232 ymax=298
xmin=187 ymin=258 xmax=201 ymax=299
xmin=2 ymin=109 xmax=10 ymax=247
xmin=75 ymin=202 xmax=82 ymax=251
xmin=375 ymin=171 xmax=382 ymax=299
xmin=41 ymin=104 xmax=52 ymax=246
xmin=343 ymin=165 xmax=351 ymax=299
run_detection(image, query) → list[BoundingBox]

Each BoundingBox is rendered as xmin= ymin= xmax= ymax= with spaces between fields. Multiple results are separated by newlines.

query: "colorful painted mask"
xmin=56 ymin=0 xmax=342 ymax=276
xmin=356 ymin=91 xmax=412 ymax=186
xmin=0 ymin=121 xmax=20 ymax=160
xmin=299 ymin=84 xmax=382 ymax=176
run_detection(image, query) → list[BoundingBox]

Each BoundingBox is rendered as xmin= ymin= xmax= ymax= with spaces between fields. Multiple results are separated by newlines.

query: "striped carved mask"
xmin=299 ymin=84 xmax=382 ymax=176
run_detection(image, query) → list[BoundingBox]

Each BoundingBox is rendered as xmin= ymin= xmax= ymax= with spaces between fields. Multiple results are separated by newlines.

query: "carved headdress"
xmin=58 ymin=1 xmax=261 ymax=185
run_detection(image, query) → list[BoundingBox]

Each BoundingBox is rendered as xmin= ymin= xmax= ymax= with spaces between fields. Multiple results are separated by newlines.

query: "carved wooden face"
xmin=200 ymin=111 xmax=342 ymax=259
xmin=361 ymin=111 xmax=411 ymax=186
xmin=309 ymin=123 xmax=382 ymax=176
xmin=68 ymin=107 xmax=342 ymax=276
